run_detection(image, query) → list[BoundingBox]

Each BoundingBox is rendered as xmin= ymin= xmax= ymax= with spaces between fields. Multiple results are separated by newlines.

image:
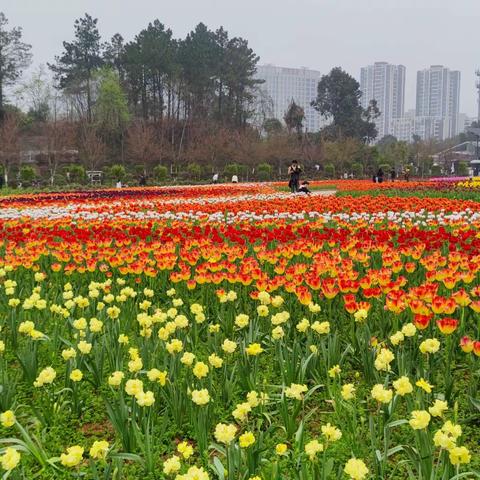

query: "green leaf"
xmin=386 ymin=445 xmax=405 ymax=457
xmin=450 ymin=473 xmax=480 ymax=480
xmin=304 ymin=384 xmax=323 ymax=401
xmin=469 ymin=396 xmax=480 ymax=412
xmin=211 ymin=456 xmax=226 ymax=480
xmin=323 ymin=457 xmax=334 ymax=477
xmin=110 ymin=452 xmax=143 ymax=464
xmin=208 ymin=442 xmax=226 ymax=456
xmin=387 ymin=419 xmax=408 ymax=428
xmin=295 ymin=420 xmax=304 ymax=446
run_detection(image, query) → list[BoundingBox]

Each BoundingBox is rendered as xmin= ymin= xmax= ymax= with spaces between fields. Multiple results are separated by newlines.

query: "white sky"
xmin=3 ymin=0 xmax=480 ymax=116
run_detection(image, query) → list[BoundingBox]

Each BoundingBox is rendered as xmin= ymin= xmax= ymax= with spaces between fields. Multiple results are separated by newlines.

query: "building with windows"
xmin=416 ymin=65 xmax=461 ymax=138
xmin=254 ymin=65 xmax=323 ymax=132
xmin=390 ymin=111 xmax=446 ymax=142
xmin=360 ymin=62 xmax=406 ymax=139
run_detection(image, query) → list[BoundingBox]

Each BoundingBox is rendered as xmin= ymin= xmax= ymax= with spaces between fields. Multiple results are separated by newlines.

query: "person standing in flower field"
xmin=390 ymin=168 xmax=396 ymax=182
xmin=376 ymin=167 xmax=384 ymax=183
xmin=288 ymin=160 xmax=302 ymax=193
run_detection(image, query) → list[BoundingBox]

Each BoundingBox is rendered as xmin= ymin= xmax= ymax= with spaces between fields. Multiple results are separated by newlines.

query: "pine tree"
xmin=49 ymin=13 xmax=104 ymax=122
xmin=0 ymin=12 xmax=32 ymax=120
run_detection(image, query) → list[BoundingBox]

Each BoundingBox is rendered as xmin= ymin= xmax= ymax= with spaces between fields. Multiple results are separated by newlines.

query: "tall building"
xmin=360 ymin=62 xmax=406 ymax=139
xmin=449 ymin=70 xmax=461 ymax=136
xmin=416 ymin=65 xmax=461 ymax=138
xmin=255 ymin=65 xmax=322 ymax=132
xmin=390 ymin=110 xmax=446 ymax=143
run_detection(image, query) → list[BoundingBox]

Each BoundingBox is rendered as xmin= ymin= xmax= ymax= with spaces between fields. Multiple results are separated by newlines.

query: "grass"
xmin=336 ymin=188 xmax=480 ymax=202
xmin=275 ymin=184 xmax=337 ymax=192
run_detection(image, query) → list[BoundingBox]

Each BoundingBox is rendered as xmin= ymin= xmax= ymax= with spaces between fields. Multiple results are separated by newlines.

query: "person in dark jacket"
xmin=288 ymin=160 xmax=302 ymax=193
xmin=377 ymin=168 xmax=384 ymax=183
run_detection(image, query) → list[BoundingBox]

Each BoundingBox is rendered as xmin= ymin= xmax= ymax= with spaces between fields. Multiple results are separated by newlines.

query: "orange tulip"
xmin=409 ymin=299 xmax=427 ymax=314
xmin=414 ymin=313 xmax=432 ymax=330
xmin=431 ymin=296 xmax=446 ymax=314
xmin=405 ymin=262 xmax=416 ymax=273
xmin=469 ymin=300 xmax=480 ymax=313
xmin=452 ymin=289 xmax=471 ymax=306
xmin=436 ymin=318 xmax=458 ymax=335
xmin=442 ymin=298 xmax=457 ymax=315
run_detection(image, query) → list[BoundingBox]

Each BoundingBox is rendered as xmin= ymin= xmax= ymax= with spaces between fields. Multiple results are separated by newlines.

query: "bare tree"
xmin=324 ymin=138 xmax=362 ymax=174
xmin=15 ymin=65 xmax=53 ymax=121
xmin=301 ymin=134 xmax=324 ymax=170
xmin=79 ymin=126 xmax=106 ymax=170
xmin=44 ymin=120 xmax=76 ymax=184
xmin=249 ymin=86 xmax=274 ymax=130
xmin=0 ymin=113 xmax=20 ymax=184
xmin=126 ymin=121 xmax=157 ymax=171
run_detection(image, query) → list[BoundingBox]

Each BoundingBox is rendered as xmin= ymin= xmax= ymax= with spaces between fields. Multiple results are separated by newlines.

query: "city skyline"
xmin=256 ymin=61 xmax=470 ymax=141
xmin=2 ymin=0 xmax=479 ymax=117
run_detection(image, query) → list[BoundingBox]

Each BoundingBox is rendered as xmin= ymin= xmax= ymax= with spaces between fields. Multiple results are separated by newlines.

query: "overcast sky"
xmin=3 ymin=0 xmax=480 ymax=116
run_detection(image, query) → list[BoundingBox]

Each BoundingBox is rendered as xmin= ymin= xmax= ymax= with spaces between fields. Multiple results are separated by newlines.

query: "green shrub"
xmin=224 ymin=163 xmax=242 ymax=178
xmin=324 ymin=163 xmax=335 ymax=178
xmin=108 ymin=164 xmax=126 ymax=182
xmin=153 ymin=165 xmax=168 ymax=182
xmin=457 ymin=161 xmax=469 ymax=176
xmin=133 ymin=164 xmax=145 ymax=176
xmin=19 ymin=165 xmax=36 ymax=184
xmin=52 ymin=174 xmax=68 ymax=186
xmin=67 ymin=165 xmax=86 ymax=184
xmin=186 ymin=163 xmax=202 ymax=180
xmin=351 ymin=162 xmax=363 ymax=178
xmin=378 ymin=163 xmax=391 ymax=173
xmin=257 ymin=162 xmax=273 ymax=181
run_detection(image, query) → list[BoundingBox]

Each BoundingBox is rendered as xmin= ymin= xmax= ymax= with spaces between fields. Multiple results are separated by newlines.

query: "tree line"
xmin=0 ymin=11 xmax=456 ymax=187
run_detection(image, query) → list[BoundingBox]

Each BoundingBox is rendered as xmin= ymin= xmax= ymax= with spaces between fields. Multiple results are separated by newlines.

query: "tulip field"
xmin=0 ymin=181 xmax=480 ymax=479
